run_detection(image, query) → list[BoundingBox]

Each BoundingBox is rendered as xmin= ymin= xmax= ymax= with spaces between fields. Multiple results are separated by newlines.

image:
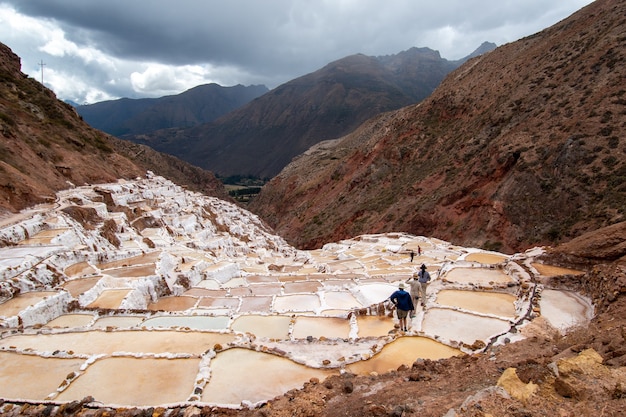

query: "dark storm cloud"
xmin=0 ymin=0 xmax=595 ymax=103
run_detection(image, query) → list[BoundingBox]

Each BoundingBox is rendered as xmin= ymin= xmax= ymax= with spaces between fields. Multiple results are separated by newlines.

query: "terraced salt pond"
xmin=0 ymin=175 xmax=594 ymax=409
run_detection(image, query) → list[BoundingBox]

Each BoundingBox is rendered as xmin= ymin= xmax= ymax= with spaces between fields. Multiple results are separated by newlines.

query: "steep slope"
xmin=249 ymin=0 xmax=626 ymax=253
xmin=127 ymin=46 xmax=492 ymax=178
xmin=76 ymin=83 xmax=268 ymax=136
xmin=0 ymin=42 xmax=228 ymax=215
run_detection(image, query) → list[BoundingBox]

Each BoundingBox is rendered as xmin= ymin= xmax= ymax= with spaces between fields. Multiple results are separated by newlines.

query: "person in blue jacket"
xmin=389 ymin=282 xmax=414 ymax=331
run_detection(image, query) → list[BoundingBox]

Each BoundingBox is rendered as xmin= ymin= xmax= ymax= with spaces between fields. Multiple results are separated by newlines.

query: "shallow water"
xmin=231 ymin=315 xmax=292 ymax=339
xmin=443 ymin=267 xmax=513 ymax=285
xmin=202 ymin=348 xmax=335 ymax=406
xmin=87 ymin=289 xmax=130 ymax=309
xmin=147 ymin=296 xmax=198 ymax=311
xmin=436 ymin=290 xmax=517 ymax=318
xmin=45 ymin=314 xmax=95 ymax=328
xmin=0 ymin=351 xmax=85 ymax=400
xmin=141 ymin=315 xmax=229 ymax=331
xmin=539 ymin=289 xmax=593 ymax=332
xmin=292 ymin=316 xmax=351 ymax=339
xmin=346 ymin=337 xmax=461 ymax=375
xmin=356 ymin=315 xmax=395 ymax=338
xmin=274 ymin=294 xmax=320 ymax=313
xmin=55 ymin=356 xmax=200 ymax=406
xmin=532 ymin=263 xmax=584 ymax=277
xmin=0 ymin=330 xmax=236 ymax=355
xmin=0 ymin=291 xmax=58 ymax=317
xmin=92 ymin=316 xmax=144 ymax=329
xmin=465 ymin=253 xmax=507 ymax=264
xmin=61 ymin=277 xmax=101 ymax=297
xmin=422 ymin=308 xmax=511 ymax=344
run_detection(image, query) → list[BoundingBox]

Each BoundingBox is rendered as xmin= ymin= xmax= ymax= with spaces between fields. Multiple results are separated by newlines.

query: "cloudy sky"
xmin=0 ymin=0 xmax=594 ymax=104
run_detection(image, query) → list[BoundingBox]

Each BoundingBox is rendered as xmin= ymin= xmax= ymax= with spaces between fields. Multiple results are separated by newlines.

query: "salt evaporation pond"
xmin=0 ymin=174 xmax=595 ymax=409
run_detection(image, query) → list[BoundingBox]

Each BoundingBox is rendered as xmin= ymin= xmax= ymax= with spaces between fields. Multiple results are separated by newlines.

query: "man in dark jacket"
xmin=389 ymin=283 xmax=414 ymax=331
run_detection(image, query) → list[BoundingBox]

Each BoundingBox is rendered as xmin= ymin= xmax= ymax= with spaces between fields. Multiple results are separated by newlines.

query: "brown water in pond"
xmin=0 ymin=291 xmax=58 ymax=317
xmin=0 ymin=330 xmax=236 ymax=355
xmin=292 ymin=317 xmax=350 ymax=339
xmin=231 ymin=315 xmax=292 ymax=339
xmin=346 ymin=337 xmax=461 ymax=375
xmin=357 ymin=316 xmax=395 ymax=338
xmin=0 ymin=351 xmax=85 ymax=401
xmin=87 ymin=289 xmax=130 ymax=309
xmin=436 ymin=290 xmax=517 ymax=318
xmin=444 ymin=267 xmax=513 ymax=285
xmin=61 ymin=277 xmax=101 ymax=297
xmin=202 ymin=348 xmax=336 ymax=406
xmin=147 ymin=296 xmax=198 ymax=311
xmin=64 ymin=261 xmax=96 ymax=278
xmin=103 ymin=264 xmax=156 ymax=278
xmin=532 ymin=263 xmax=584 ymax=277
xmin=96 ymin=251 xmax=161 ymax=270
xmin=18 ymin=228 xmax=69 ymax=245
xmin=92 ymin=316 xmax=144 ymax=329
xmin=55 ymin=356 xmax=200 ymax=406
xmin=45 ymin=314 xmax=94 ymax=328
xmin=465 ymin=253 xmax=507 ymax=264
xmin=238 ymin=296 xmax=273 ymax=313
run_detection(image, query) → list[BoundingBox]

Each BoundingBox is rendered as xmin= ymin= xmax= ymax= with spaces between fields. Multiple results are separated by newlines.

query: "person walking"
xmin=417 ymin=263 xmax=431 ymax=307
xmin=406 ymin=272 xmax=421 ymax=318
xmin=389 ymin=282 xmax=414 ymax=332
xmin=409 ymin=250 xmax=415 ymax=262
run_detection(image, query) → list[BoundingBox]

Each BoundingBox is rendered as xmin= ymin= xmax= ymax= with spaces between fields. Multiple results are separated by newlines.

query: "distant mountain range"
xmin=76 ymin=83 xmax=269 ymax=136
xmin=95 ymin=43 xmax=495 ymax=179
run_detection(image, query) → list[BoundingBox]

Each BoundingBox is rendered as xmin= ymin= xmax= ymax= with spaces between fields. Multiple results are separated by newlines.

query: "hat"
xmin=420 ymin=263 xmax=427 ymax=270
xmin=398 ymin=283 xmax=405 ymax=289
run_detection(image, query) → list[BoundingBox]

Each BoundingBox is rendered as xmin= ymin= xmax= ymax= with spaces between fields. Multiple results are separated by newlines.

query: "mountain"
xmin=125 ymin=45 xmax=494 ymax=178
xmin=248 ymin=0 xmax=626 ymax=254
xmin=76 ymin=83 xmax=268 ymax=136
xmin=0 ymin=42 xmax=228 ymax=215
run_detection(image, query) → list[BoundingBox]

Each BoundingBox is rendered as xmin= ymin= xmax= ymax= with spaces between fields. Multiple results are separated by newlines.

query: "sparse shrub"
xmin=602 ymin=156 xmax=618 ymax=169
xmin=0 ymin=111 xmax=15 ymax=126
xmin=608 ymin=136 xmax=619 ymax=149
xmin=482 ymin=241 xmax=502 ymax=252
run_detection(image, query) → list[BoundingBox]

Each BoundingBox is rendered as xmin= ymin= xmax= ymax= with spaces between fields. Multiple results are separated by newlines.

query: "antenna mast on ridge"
xmin=38 ymin=60 xmax=46 ymax=86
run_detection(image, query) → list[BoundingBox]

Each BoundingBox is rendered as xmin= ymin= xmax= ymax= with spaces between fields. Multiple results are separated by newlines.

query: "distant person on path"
xmin=417 ymin=263 xmax=431 ymax=307
xmin=409 ymin=250 xmax=415 ymax=262
xmin=389 ymin=283 xmax=414 ymax=331
xmin=418 ymin=246 xmax=422 ymax=256
xmin=406 ymin=271 xmax=421 ymax=318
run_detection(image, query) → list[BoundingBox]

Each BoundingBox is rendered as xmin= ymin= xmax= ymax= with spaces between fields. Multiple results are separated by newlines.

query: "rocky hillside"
xmin=249 ymin=0 xmax=626 ymax=254
xmin=126 ymin=45 xmax=494 ymax=178
xmin=76 ymin=83 xmax=268 ymax=136
xmin=0 ymin=42 xmax=228 ymax=215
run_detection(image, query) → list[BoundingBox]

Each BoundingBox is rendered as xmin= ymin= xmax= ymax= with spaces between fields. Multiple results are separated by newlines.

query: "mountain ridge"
xmin=249 ymin=0 xmax=626 ymax=254
xmin=76 ymin=83 xmax=268 ymax=136
xmin=124 ymin=44 xmax=494 ymax=178
xmin=0 ymin=42 xmax=229 ymax=215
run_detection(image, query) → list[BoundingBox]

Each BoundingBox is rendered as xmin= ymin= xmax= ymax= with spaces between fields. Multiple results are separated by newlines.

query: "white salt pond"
xmin=0 ymin=175 xmax=595 ymax=409
xmin=539 ymin=289 xmax=594 ymax=332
